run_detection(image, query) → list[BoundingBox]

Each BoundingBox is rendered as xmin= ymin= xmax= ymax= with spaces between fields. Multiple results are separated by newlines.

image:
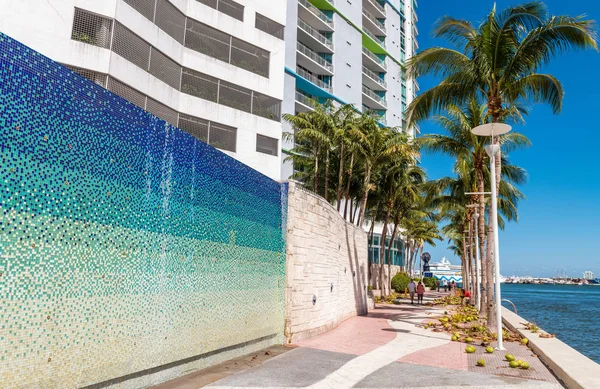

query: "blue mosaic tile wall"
xmin=0 ymin=33 xmax=287 ymax=388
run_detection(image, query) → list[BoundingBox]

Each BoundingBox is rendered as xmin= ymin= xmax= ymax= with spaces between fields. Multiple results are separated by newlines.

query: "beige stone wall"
xmin=284 ymin=183 xmax=369 ymax=343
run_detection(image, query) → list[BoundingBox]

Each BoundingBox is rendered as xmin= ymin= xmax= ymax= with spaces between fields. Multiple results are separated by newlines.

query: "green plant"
xmin=72 ymin=32 xmax=94 ymax=44
xmin=423 ymin=277 xmax=438 ymax=288
xmin=367 ymin=285 xmax=373 ymax=291
xmin=391 ymin=272 xmax=410 ymax=293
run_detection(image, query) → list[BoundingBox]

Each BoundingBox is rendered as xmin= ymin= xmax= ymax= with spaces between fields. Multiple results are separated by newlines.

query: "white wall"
xmin=332 ymin=16 xmax=363 ymax=107
xmin=0 ymin=0 xmax=286 ymax=180
xmin=285 ymin=182 xmax=369 ymax=343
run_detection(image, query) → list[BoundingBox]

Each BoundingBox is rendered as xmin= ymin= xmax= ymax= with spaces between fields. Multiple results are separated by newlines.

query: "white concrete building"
xmin=0 ymin=0 xmax=286 ymax=180
xmin=281 ymin=0 xmax=419 ymax=179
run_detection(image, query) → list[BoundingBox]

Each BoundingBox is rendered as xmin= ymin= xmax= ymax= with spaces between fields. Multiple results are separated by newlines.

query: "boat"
xmin=426 ymin=257 xmax=463 ymax=287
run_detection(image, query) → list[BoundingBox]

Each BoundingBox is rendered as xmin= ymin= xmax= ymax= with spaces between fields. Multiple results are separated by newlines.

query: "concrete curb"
xmin=502 ymin=307 xmax=600 ymax=389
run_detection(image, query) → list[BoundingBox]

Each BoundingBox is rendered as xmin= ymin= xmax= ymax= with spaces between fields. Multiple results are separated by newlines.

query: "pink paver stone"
xmin=296 ymin=311 xmax=397 ymax=355
xmin=399 ymin=340 xmax=469 ymax=371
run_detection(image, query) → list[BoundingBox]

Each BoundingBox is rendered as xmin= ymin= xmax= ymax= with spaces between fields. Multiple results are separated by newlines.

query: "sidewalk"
xmin=156 ymin=295 xmax=563 ymax=389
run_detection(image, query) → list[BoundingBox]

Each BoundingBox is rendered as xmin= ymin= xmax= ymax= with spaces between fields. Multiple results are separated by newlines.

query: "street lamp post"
xmin=471 ymin=122 xmax=511 ymax=351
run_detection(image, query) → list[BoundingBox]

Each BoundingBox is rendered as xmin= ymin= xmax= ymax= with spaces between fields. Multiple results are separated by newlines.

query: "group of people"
xmin=406 ymin=279 xmax=472 ymax=306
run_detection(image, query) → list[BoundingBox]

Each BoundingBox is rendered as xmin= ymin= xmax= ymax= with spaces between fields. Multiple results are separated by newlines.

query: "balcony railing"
xmin=296 ymin=91 xmax=315 ymax=108
xmin=363 ymin=27 xmax=385 ymax=48
xmin=297 ymin=67 xmax=332 ymax=91
xmin=299 ymin=0 xmax=333 ymax=28
xmin=362 ymin=66 xmax=386 ymax=88
xmin=362 ymin=85 xmax=386 ymax=105
xmin=362 ymin=47 xmax=386 ymax=69
xmin=297 ymin=42 xmax=333 ymax=72
xmin=363 ymin=9 xmax=386 ymax=32
xmin=298 ymin=18 xmax=333 ymax=50
xmin=368 ymin=0 xmax=386 ymax=14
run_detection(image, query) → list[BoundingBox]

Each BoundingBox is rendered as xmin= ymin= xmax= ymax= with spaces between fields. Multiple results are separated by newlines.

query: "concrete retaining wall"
xmin=284 ymin=182 xmax=369 ymax=343
xmin=502 ymin=307 xmax=600 ymax=389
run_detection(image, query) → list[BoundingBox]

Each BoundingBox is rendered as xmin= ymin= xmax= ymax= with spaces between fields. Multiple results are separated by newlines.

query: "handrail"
xmin=298 ymin=18 xmax=333 ymax=50
xmin=297 ymin=42 xmax=333 ymax=71
xmin=367 ymin=0 xmax=385 ymax=15
xmin=502 ymin=299 xmax=518 ymax=314
xmin=298 ymin=0 xmax=333 ymax=28
xmin=363 ymin=9 xmax=386 ymax=32
xmin=362 ymin=47 xmax=386 ymax=68
xmin=362 ymin=65 xmax=386 ymax=88
xmin=362 ymin=85 xmax=386 ymax=105
xmin=297 ymin=67 xmax=332 ymax=91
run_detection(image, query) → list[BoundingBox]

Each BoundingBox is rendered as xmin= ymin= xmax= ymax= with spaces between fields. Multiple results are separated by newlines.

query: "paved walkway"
xmin=158 ymin=297 xmax=563 ymax=389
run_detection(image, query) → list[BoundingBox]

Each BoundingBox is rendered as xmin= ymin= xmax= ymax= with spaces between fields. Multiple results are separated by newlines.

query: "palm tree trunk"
xmin=368 ymin=215 xmax=376 ymax=287
xmin=313 ymin=146 xmax=319 ymax=193
xmin=324 ymin=148 xmax=330 ymax=201
xmin=379 ymin=206 xmax=391 ymax=294
xmin=387 ymin=219 xmax=399 ymax=292
xmin=357 ymin=165 xmax=372 ymax=226
xmin=343 ymin=154 xmax=354 ymax=219
xmin=349 ymin=199 xmax=354 ymax=223
xmin=404 ymin=240 xmax=410 ymax=273
xmin=336 ymin=144 xmax=345 ymax=211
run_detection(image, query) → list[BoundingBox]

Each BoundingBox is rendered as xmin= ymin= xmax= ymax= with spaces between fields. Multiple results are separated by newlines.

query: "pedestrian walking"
xmin=417 ymin=281 xmax=425 ymax=305
xmin=408 ymin=279 xmax=417 ymax=305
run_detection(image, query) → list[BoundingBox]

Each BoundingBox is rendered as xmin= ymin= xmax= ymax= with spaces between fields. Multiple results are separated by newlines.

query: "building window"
xmin=185 ymin=19 xmax=270 ymax=78
xmin=196 ymin=0 xmax=244 ymax=21
xmin=256 ymin=134 xmax=279 ymax=156
xmin=155 ymin=0 xmax=186 ymax=44
xmin=146 ymin=97 xmax=179 ymax=126
xmin=255 ymin=13 xmax=284 ymax=39
xmin=179 ymin=114 xmax=237 ymax=152
xmin=63 ymin=65 xmax=107 ymax=87
xmin=107 ymin=77 xmax=147 ymax=109
xmin=112 ymin=22 xmax=151 ymax=70
xmin=71 ymin=8 xmax=113 ymax=49
xmin=123 ymin=0 xmax=155 ymax=21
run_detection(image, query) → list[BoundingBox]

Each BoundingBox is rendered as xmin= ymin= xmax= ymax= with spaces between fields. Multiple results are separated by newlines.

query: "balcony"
xmin=298 ymin=0 xmax=334 ymax=32
xmin=364 ymin=0 xmax=386 ymax=18
xmin=297 ymin=18 xmax=334 ymax=54
xmin=362 ymin=47 xmax=386 ymax=72
xmin=362 ymin=66 xmax=387 ymax=90
xmin=363 ymin=27 xmax=386 ymax=49
xmin=295 ymin=91 xmax=315 ymax=112
xmin=362 ymin=85 xmax=387 ymax=110
xmin=297 ymin=67 xmax=332 ymax=92
xmin=363 ymin=9 xmax=386 ymax=36
xmin=297 ymin=42 xmax=334 ymax=76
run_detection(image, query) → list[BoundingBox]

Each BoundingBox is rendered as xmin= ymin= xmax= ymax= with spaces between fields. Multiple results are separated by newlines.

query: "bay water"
xmin=500 ymin=283 xmax=600 ymax=363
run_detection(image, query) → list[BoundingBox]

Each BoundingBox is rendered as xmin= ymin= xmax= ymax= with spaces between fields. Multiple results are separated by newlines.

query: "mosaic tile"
xmin=0 ymin=33 xmax=287 ymax=388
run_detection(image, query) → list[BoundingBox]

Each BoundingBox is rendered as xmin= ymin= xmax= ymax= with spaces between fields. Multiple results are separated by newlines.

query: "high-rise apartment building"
xmin=0 ymin=0 xmax=286 ymax=180
xmin=281 ymin=0 xmax=419 ymax=179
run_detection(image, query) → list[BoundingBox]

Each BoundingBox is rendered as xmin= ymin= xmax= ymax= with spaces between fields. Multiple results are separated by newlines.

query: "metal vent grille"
xmin=256 ymin=134 xmax=278 ymax=156
xmin=217 ymin=0 xmax=244 ymax=21
xmin=218 ymin=80 xmax=252 ymax=113
xmin=209 ymin=122 xmax=237 ymax=152
xmin=112 ymin=22 xmax=151 ymax=70
xmin=178 ymin=113 xmax=209 ymax=143
xmin=155 ymin=0 xmax=186 ymax=44
xmin=107 ymin=77 xmax=147 ymax=109
xmin=149 ymin=47 xmax=182 ymax=89
xmin=123 ymin=0 xmax=156 ymax=21
xmin=255 ymin=13 xmax=284 ymax=40
xmin=185 ymin=19 xmax=231 ymax=63
xmin=252 ymin=92 xmax=281 ymax=121
xmin=230 ymin=37 xmax=270 ymax=78
xmin=146 ymin=97 xmax=179 ymax=125
xmin=64 ymin=65 xmax=108 ymax=87
xmin=181 ymin=68 xmax=219 ymax=102
xmin=71 ymin=8 xmax=113 ymax=49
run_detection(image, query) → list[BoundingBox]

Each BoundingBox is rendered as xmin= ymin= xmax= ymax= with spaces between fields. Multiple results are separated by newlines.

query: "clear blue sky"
xmin=417 ymin=0 xmax=600 ymax=278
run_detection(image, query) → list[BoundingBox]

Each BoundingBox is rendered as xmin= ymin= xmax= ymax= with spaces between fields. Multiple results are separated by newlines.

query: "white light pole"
xmin=471 ymin=122 xmax=511 ymax=351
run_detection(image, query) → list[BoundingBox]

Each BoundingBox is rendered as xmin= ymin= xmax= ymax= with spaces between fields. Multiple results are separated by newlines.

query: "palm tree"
xmin=420 ymin=100 xmax=530 ymax=309
xmin=283 ymin=103 xmax=333 ymax=196
xmin=407 ymin=2 xmax=596 ymax=327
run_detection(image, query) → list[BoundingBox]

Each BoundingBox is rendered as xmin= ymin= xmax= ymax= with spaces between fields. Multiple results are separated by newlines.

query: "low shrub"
xmin=423 ymin=277 xmax=439 ymax=289
xmin=391 ymin=272 xmax=410 ymax=293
